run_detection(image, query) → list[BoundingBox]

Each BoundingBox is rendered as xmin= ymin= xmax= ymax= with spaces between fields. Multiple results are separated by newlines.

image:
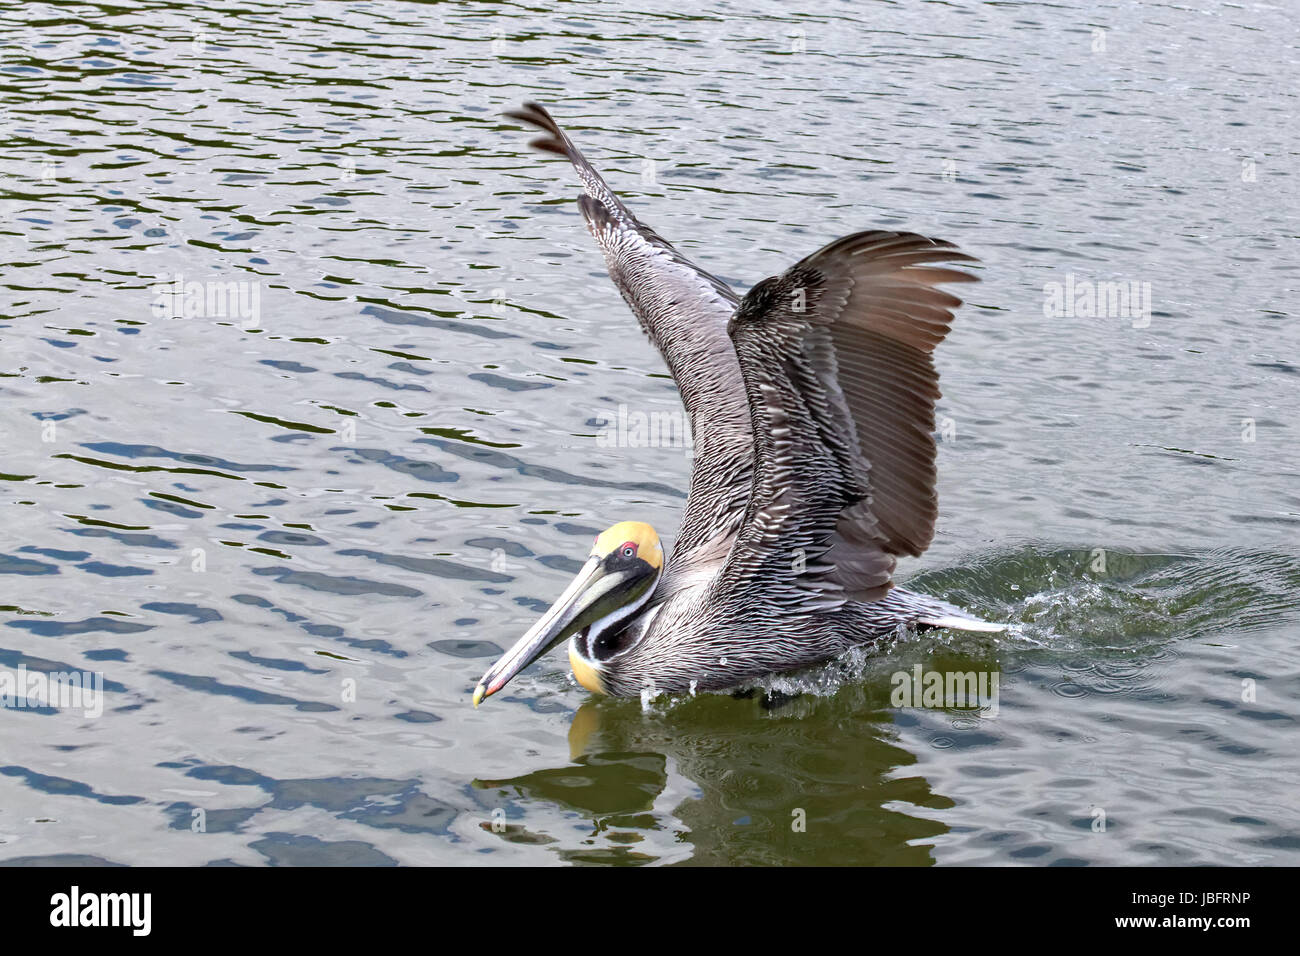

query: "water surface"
xmin=1 ymin=0 xmax=1298 ymax=865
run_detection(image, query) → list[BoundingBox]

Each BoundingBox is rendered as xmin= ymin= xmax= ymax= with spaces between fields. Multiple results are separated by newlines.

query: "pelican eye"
xmin=620 ymin=542 xmax=638 ymax=559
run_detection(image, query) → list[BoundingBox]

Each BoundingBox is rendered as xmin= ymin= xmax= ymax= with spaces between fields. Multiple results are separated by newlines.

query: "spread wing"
xmin=504 ymin=102 xmax=753 ymax=568
xmin=717 ymin=231 xmax=978 ymax=606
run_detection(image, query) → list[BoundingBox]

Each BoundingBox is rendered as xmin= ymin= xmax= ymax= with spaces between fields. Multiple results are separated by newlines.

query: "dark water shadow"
xmin=473 ymin=677 xmax=962 ymax=866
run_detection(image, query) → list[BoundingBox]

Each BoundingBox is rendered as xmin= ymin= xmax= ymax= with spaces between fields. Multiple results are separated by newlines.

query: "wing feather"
xmin=719 ymin=230 xmax=978 ymax=604
xmin=505 ymin=103 xmax=753 ymax=567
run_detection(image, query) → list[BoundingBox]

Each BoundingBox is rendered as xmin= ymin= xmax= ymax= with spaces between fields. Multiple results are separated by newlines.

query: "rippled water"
xmin=1 ymin=0 xmax=1297 ymax=865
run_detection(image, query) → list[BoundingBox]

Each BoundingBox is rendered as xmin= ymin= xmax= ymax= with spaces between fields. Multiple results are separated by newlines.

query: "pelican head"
xmin=473 ymin=521 xmax=663 ymax=706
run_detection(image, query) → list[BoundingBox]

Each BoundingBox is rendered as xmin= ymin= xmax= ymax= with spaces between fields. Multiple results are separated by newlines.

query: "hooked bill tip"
xmin=473 ymin=675 xmax=505 ymax=708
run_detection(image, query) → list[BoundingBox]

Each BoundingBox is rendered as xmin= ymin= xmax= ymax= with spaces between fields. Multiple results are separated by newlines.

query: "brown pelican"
xmin=474 ymin=102 xmax=1002 ymax=706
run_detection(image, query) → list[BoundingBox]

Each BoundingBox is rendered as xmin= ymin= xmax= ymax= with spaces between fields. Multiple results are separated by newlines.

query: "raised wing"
xmin=718 ymin=231 xmax=978 ymax=606
xmin=504 ymin=102 xmax=753 ymax=567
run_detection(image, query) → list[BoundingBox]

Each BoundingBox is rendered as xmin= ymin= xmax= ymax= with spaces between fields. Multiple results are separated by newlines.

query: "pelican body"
xmin=474 ymin=103 xmax=1002 ymax=706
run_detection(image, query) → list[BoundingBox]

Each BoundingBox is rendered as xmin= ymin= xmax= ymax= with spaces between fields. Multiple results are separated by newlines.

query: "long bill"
xmin=472 ymin=556 xmax=606 ymax=707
